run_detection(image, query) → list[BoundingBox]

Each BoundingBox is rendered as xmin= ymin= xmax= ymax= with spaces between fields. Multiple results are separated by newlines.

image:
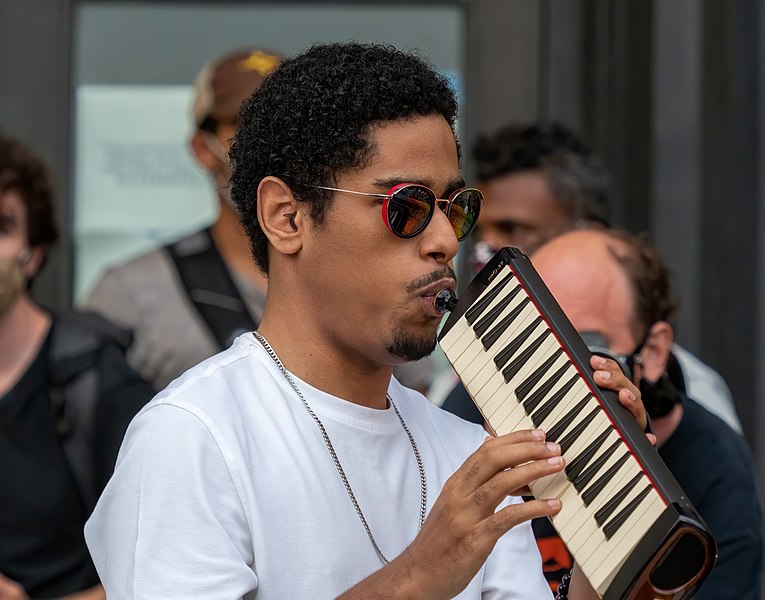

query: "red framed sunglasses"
xmin=314 ymin=183 xmax=483 ymax=240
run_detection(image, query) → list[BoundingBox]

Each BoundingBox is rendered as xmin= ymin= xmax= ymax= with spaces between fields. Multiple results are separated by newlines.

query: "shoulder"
xmin=137 ymin=333 xmax=271 ymax=426
xmin=82 ymin=242 xmax=193 ymax=327
xmin=89 ymin=245 xmax=176 ymax=292
xmin=86 ymin=228 xmax=214 ymax=302
xmin=52 ymin=310 xmax=133 ymax=348
xmin=108 ymin=338 xmax=262 ymax=493
xmin=48 ymin=311 xmax=135 ymax=381
xmin=661 ymin=397 xmax=757 ymax=492
xmin=676 ymin=398 xmax=746 ymax=454
xmin=665 ymin=400 xmax=763 ymax=591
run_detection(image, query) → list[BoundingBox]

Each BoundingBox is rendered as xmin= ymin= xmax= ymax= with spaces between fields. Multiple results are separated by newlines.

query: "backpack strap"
xmin=47 ymin=312 xmax=130 ymax=513
xmin=164 ymin=228 xmax=258 ymax=349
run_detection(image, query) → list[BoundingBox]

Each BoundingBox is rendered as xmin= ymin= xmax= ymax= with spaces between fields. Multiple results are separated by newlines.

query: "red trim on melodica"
xmin=503 ymin=262 xmax=668 ymax=507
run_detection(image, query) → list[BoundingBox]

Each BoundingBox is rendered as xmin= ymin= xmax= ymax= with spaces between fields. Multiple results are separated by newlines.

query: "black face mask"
xmin=640 ymin=372 xmax=681 ymax=419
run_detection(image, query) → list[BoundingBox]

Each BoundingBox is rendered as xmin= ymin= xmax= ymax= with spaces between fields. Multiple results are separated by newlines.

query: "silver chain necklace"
xmin=253 ymin=331 xmax=427 ymax=564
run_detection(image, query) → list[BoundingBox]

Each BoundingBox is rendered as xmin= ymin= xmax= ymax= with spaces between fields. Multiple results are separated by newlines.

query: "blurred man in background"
xmin=469 ymin=122 xmax=610 ymax=260
xmin=83 ymin=48 xmax=280 ymax=392
xmin=444 ymin=122 xmax=741 ymax=433
xmin=0 ymin=133 xmax=152 ymax=599
xmin=532 ymin=229 xmax=762 ymax=599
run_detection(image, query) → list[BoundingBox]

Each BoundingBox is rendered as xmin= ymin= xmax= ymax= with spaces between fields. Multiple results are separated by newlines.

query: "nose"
xmin=420 ymin=204 xmax=459 ymax=264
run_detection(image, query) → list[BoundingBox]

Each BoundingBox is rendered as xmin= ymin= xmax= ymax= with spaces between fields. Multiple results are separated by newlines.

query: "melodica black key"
xmin=481 ymin=291 xmax=526 ymax=350
xmin=571 ymin=436 xmax=621 ymax=490
xmin=516 ymin=347 xmax=565 ymax=402
xmin=596 ymin=473 xmax=644 ymax=526
xmin=581 ymin=451 xmax=631 ymax=505
xmin=464 ymin=271 xmax=514 ymax=325
xmin=530 ymin=374 xmax=580 ymax=427
xmin=566 ymin=427 xmax=614 ymax=481
xmin=493 ymin=314 xmax=541 ymax=370
xmin=473 ymin=290 xmax=518 ymax=338
xmin=546 ymin=394 xmax=591 ymax=442
xmin=502 ymin=329 xmax=551 ymax=382
xmin=520 ymin=359 xmax=569 ymax=413
xmin=438 ymin=246 xmax=716 ymax=600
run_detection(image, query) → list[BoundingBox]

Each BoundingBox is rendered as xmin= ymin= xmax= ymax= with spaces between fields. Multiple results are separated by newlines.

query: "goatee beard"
xmin=387 ymin=329 xmax=438 ymax=362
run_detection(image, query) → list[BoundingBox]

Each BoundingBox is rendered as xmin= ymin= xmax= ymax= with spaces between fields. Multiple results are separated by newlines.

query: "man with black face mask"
xmin=531 ymin=228 xmax=763 ymax=600
xmin=443 ymin=122 xmax=741 ymax=435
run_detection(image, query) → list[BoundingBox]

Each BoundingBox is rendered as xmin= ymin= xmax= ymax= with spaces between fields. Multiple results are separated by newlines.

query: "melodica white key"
xmin=437 ymin=247 xmax=716 ymax=600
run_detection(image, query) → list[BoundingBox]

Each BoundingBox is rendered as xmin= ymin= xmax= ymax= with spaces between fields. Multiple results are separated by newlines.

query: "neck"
xmin=257 ymin=290 xmax=393 ymax=410
xmin=210 ymin=202 xmax=268 ymax=292
xmin=0 ymin=296 xmax=51 ymax=396
xmin=652 ymin=402 xmax=684 ymax=447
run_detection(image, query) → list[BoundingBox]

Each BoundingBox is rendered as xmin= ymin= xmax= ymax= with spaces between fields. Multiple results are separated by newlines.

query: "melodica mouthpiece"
xmin=434 ymin=288 xmax=458 ymax=314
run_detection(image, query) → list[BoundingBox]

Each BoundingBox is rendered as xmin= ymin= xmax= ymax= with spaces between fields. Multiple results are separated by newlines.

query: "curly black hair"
xmin=229 ymin=42 xmax=459 ymax=274
xmin=0 ymin=133 xmax=59 ymax=248
xmin=604 ymin=229 xmax=678 ymax=341
xmin=472 ymin=122 xmax=611 ymax=226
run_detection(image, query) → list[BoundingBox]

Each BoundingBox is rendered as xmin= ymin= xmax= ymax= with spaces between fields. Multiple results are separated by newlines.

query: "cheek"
xmin=0 ymin=237 xmax=25 ymax=258
xmin=316 ymin=237 xmax=412 ymax=320
xmin=304 ymin=219 xmax=388 ymax=300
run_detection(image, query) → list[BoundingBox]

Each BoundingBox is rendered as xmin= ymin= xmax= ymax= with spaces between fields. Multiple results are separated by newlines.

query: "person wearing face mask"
xmin=0 ymin=134 xmax=153 ymax=599
xmin=0 ymin=249 xmax=29 ymax=316
xmin=530 ymin=228 xmax=762 ymax=599
xmin=82 ymin=48 xmax=279 ymax=392
xmin=442 ymin=122 xmax=741 ymax=435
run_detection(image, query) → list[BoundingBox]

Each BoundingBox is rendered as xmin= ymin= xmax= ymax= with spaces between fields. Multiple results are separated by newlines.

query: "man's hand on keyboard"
xmin=362 ymin=429 xmax=565 ymax=600
xmin=590 ymin=355 xmax=656 ymax=445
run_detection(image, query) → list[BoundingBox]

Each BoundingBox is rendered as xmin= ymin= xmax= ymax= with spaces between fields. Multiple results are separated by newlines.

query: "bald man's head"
xmin=531 ymin=229 xmax=677 ymax=355
xmin=531 ymin=230 xmax=637 ymax=353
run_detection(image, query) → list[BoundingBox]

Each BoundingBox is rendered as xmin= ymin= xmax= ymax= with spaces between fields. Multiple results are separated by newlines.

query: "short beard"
xmin=387 ymin=328 xmax=438 ymax=362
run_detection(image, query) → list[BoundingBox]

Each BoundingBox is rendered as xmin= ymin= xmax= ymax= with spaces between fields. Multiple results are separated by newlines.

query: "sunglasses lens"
xmin=386 ymin=185 xmax=435 ymax=237
xmin=447 ymin=188 xmax=483 ymax=240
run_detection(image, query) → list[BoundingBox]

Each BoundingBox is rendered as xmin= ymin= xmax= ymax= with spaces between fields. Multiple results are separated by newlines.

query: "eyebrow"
xmin=372 ymin=176 xmax=466 ymax=197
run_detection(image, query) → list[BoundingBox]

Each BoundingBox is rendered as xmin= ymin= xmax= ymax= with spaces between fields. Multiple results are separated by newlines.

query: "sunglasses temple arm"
xmin=314 ymin=185 xmax=390 ymax=199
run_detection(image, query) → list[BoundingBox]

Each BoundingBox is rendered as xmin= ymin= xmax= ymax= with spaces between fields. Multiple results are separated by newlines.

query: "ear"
xmin=257 ymin=176 xmax=304 ymax=260
xmin=189 ymin=131 xmax=217 ymax=172
xmin=23 ymin=245 xmax=45 ymax=279
xmin=639 ymin=321 xmax=674 ymax=383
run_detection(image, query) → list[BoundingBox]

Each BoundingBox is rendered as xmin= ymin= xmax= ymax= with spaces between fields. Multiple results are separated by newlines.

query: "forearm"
xmin=336 ymin=549 xmax=432 ymax=600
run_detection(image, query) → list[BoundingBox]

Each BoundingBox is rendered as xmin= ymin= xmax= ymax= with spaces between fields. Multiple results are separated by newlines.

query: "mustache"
xmin=406 ymin=266 xmax=457 ymax=294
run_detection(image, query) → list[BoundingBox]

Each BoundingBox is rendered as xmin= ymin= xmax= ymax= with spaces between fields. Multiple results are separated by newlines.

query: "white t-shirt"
xmin=85 ymin=333 xmax=552 ymax=599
